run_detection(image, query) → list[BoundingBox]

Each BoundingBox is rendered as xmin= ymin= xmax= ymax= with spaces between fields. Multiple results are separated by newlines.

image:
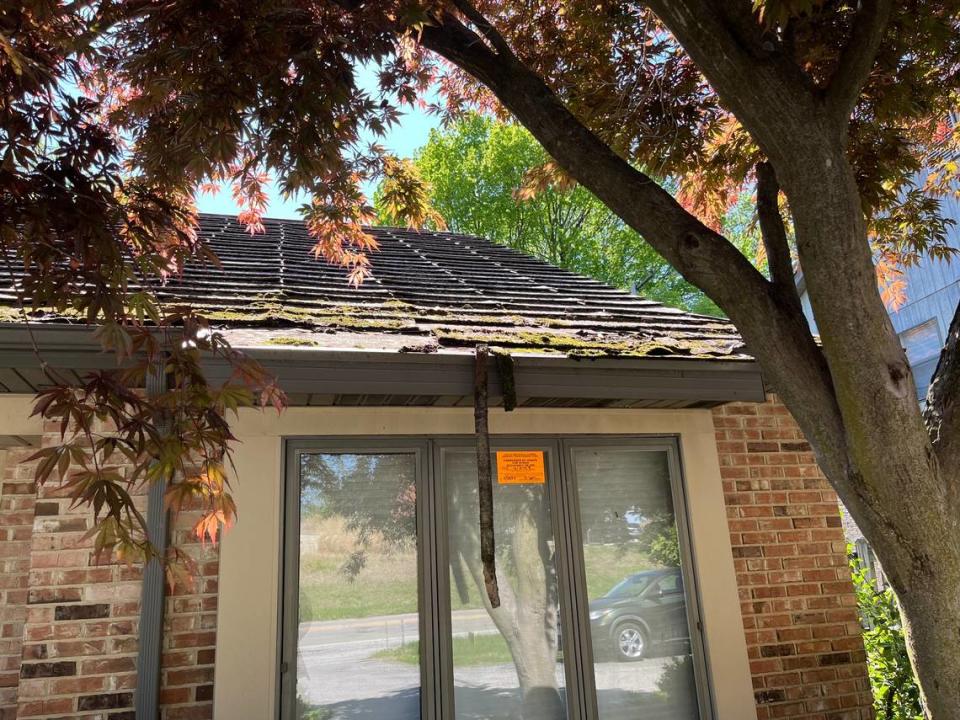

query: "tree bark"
xmin=892 ymin=549 xmax=960 ymax=720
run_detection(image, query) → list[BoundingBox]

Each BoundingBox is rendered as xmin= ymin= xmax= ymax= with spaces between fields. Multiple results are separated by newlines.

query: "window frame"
xmin=279 ymin=439 xmax=434 ymax=720
xmin=561 ymin=437 xmax=714 ymax=720
xmin=279 ymin=435 xmax=714 ymax=720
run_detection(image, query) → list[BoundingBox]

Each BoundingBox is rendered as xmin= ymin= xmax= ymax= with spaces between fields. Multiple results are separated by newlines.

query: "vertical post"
xmin=136 ymin=357 xmax=170 ymax=720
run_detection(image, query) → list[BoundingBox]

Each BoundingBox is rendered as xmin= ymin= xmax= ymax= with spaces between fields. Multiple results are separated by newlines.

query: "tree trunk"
xmin=893 ymin=549 xmax=960 ymax=719
xmin=776 ymin=143 xmax=960 ymax=719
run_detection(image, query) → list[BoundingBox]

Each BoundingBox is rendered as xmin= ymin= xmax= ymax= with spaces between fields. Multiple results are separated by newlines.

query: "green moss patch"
xmin=430 ymin=327 xmax=696 ymax=358
xmin=262 ymin=337 xmax=321 ymax=347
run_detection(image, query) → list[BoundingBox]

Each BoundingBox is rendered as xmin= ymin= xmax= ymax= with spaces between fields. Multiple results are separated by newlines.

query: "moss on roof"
xmin=261 ymin=337 xmax=322 ymax=347
xmin=0 ymin=214 xmax=750 ymax=362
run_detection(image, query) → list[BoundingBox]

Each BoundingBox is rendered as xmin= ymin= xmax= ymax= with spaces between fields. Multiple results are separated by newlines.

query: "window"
xmin=899 ymin=319 xmax=942 ymax=400
xmin=571 ymin=446 xmax=704 ymax=720
xmin=281 ymin=439 xmax=710 ymax=720
xmin=281 ymin=449 xmax=425 ymax=720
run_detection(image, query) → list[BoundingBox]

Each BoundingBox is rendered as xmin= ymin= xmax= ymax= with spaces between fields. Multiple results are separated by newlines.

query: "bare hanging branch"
xmin=493 ymin=349 xmax=517 ymax=411
xmin=474 ymin=344 xmax=500 ymax=608
xmin=756 ymin=161 xmax=801 ymax=311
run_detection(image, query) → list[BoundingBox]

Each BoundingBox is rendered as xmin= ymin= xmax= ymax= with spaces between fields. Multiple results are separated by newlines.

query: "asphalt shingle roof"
xmin=2 ymin=213 xmax=749 ymax=360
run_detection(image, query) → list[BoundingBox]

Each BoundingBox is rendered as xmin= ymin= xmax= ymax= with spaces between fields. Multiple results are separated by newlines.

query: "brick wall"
xmin=0 ymin=449 xmax=37 ymax=720
xmin=159 ymin=520 xmax=219 ymax=719
xmin=0 ymin=427 xmax=219 ymax=720
xmin=714 ymin=395 xmax=873 ymax=720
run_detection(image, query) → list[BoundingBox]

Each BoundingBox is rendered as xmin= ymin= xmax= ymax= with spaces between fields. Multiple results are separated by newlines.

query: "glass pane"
xmin=296 ymin=453 xmax=421 ymax=720
xmin=900 ymin=319 xmax=941 ymax=364
xmin=574 ymin=448 xmax=701 ymax=720
xmin=444 ymin=449 xmax=567 ymax=720
xmin=913 ymin=356 xmax=939 ymax=401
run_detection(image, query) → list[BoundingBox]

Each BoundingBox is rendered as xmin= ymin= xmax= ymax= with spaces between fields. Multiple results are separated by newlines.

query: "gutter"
xmin=0 ymin=324 xmax=766 ymax=404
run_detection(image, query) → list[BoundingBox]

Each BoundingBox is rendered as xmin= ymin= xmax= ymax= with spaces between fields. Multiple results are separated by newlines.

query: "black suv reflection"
xmin=589 ymin=568 xmax=690 ymax=661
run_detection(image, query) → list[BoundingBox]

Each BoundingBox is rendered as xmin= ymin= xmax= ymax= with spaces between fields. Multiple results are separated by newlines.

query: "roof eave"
xmin=0 ymin=323 xmax=765 ymax=406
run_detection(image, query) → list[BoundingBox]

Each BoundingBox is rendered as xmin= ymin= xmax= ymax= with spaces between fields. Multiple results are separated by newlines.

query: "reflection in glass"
xmin=296 ymin=453 xmax=420 ymax=720
xmin=444 ymin=450 xmax=566 ymax=720
xmin=575 ymin=448 xmax=700 ymax=720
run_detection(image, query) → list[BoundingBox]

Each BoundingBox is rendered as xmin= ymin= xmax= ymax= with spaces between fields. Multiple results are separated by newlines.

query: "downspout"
xmin=136 ymin=359 xmax=170 ymax=719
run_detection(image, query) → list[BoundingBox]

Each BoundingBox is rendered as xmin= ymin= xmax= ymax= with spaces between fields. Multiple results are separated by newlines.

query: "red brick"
xmin=1 ymin=432 xmax=221 ymax=720
xmin=165 ymin=667 xmax=215 ymax=686
xmin=715 ymin=396 xmax=870 ymax=720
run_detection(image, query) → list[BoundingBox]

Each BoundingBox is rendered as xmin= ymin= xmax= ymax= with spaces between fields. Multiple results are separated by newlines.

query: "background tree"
xmin=5 ymin=1 xmax=960 ymax=716
xmin=851 ymin=553 xmax=924 ymax=720
xmin=377 ymin=113 xmax=740 ymax=314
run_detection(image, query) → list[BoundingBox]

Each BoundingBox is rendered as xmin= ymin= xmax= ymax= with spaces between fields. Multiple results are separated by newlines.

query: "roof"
xmin=0 ymin=215 xmax=766 ymax=409
xmin=0 ymin=213 xmax=746 ymax=361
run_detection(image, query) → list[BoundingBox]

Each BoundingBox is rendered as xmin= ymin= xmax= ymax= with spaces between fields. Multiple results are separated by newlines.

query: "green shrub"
xmin=850 ymin=550 xmax=922 ymax=720
xmin=296 ymin=695 xmax=333 ymax=720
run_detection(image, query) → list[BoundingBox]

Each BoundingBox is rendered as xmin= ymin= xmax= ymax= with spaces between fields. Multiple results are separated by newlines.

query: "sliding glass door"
xmin=281 ymin=438 xmax=709 ymax=720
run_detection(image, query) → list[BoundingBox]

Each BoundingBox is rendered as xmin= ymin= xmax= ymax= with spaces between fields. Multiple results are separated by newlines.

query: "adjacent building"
xmin=797 ymin=195 xmax=960 ymax=402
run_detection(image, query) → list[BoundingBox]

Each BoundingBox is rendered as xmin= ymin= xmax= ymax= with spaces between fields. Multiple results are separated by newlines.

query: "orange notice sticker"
xmin=496 ymin=451 xmax=546 ymax=484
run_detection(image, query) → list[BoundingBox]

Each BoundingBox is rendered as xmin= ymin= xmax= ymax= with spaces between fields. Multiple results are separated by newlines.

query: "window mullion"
xmin=430 ymin=440 xmax=456 ymax=719
xmin=417 ymin=442 xmax=437 ymax=720
xmin=554 ymin=439 xmax=599 ymax=720
xmin=278 ymin=444 xmax=301 ymax=720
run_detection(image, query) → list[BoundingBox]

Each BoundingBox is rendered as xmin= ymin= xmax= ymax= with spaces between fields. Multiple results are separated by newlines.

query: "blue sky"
xmin=195 ymin=65 xmax=441 ymax=219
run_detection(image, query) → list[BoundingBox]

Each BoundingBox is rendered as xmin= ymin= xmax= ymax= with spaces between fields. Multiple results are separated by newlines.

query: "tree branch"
xmin=823 ymin=0 xmax=893 ymax=124
xmin=646 ymin=0 xmax=819 ymax=166
xmin=924 ymin=299 xmax=960 ymax=483
xmin=450 ymin=0 xmax=515 ymax=58
xmin=646 ymin=1 xmax=940 ymax=559
xmin=474 ymin=344 xmax=500 ymax=608
xmin=420 ymin=12 xmax=853 ymax=488
xmin=755 ymin=161 xmax=801 ymax=311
